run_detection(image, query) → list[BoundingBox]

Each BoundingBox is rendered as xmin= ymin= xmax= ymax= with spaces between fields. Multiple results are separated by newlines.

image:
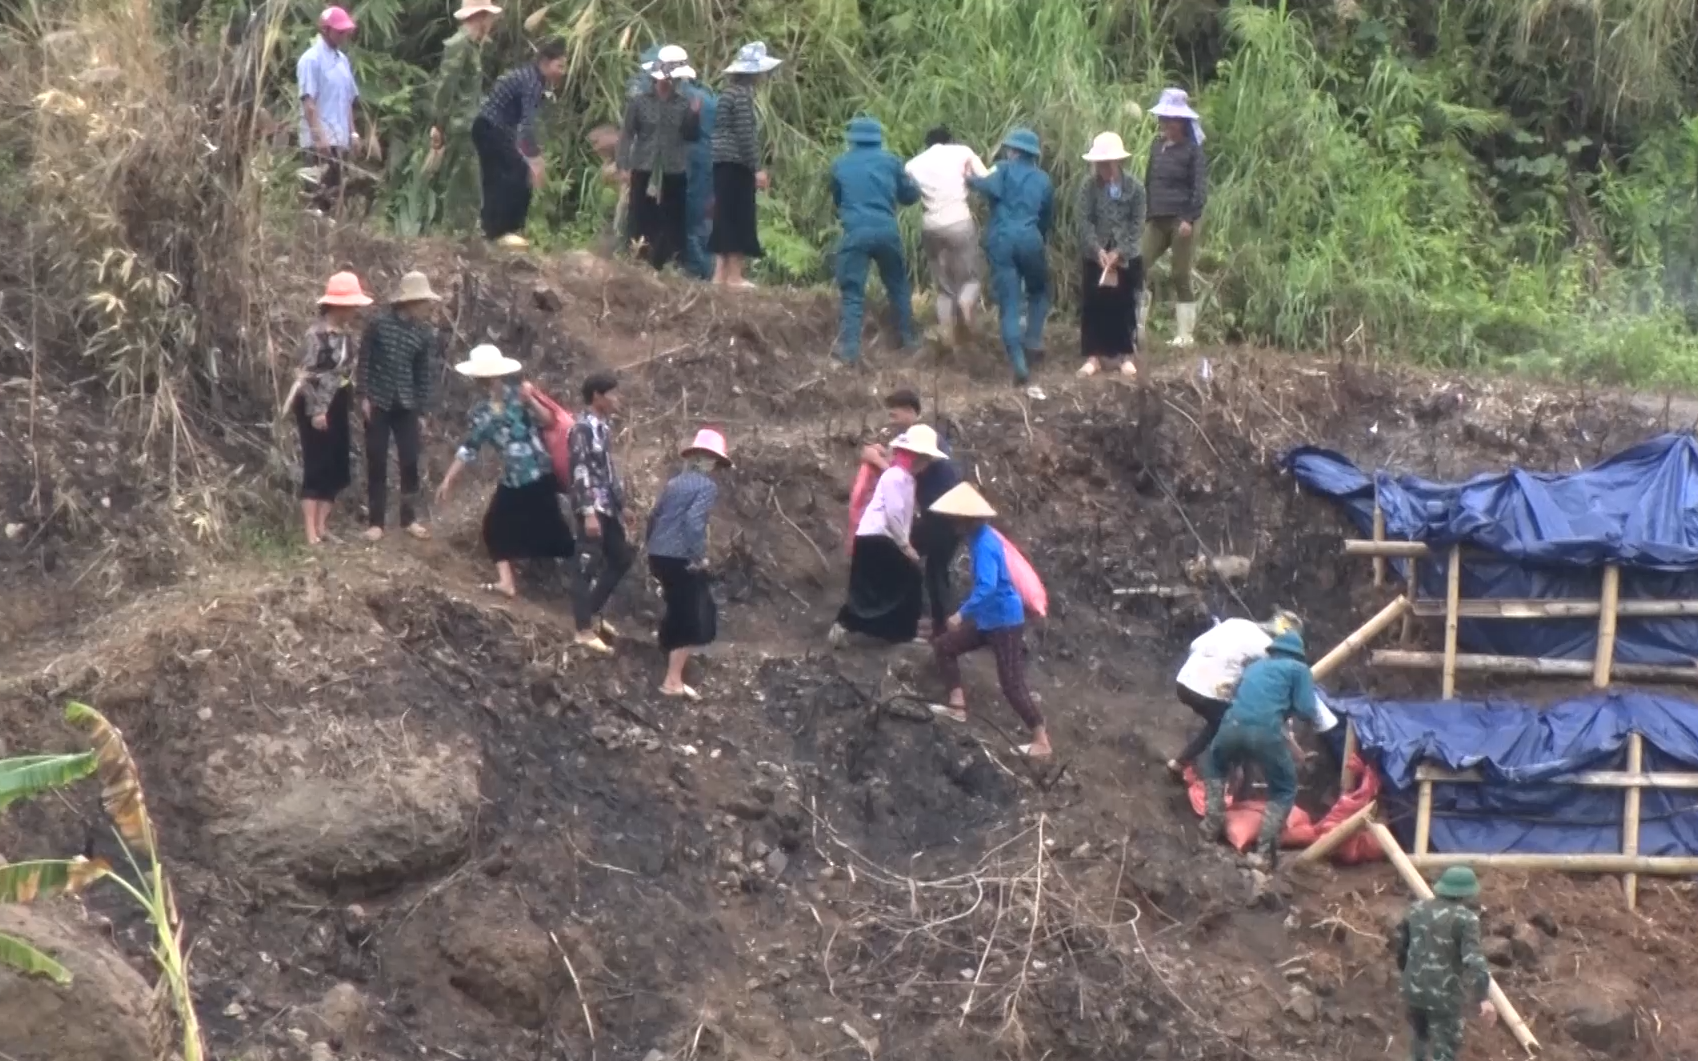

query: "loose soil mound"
xmin=1 ymin=243 xmax=1692 ymax=1061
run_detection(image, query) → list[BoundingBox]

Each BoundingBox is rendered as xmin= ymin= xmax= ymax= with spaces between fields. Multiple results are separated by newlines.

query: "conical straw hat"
xmin=930 ymin=483 xmax=997 ymax=519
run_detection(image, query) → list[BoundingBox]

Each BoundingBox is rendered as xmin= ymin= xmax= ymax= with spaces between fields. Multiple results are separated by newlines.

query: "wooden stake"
xmin=1366 ymin=822 xmax=1540 ymax=1056
xmin=1594 ymin=564 xmax=1621 ymax=688
xmin=1411 ymin=597 xmax=1698 ymax=619
xmin=1372 ymin=504 xmax=1387 ymax=587
xmin=1339 ymin=719 xmax=1358 ymax=792
xmin=1623 ymin=732 xmax=1643 ymax=911
xmin=1414 ymin=779 xmax=1433 ymax=856
xmin=1293 ymin=800 xmax=1376 ymax=865
xmin=1401 ymin=556 xmax=1419 ymax=644
xmin=1442 ymin=545 xmax=1462 ymax=700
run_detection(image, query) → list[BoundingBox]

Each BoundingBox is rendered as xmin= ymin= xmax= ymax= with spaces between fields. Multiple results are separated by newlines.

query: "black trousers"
xmin=1176 ymin=682 xmax=1232 ymax=764
xmin=365 ymin=405 xmax=422 ymax=528
xmin=572 ymin=512 xmax=635 ymax=631
xmin=921 ymin=540 xmax=960 ymax=630
xmin=472 ymin=116 xmax=531 ymax=240
xmin=630 ymin=169 xmax=689 ymax=271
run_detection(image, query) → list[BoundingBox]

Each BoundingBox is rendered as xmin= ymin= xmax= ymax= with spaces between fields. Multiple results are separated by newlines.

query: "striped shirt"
xmin=356 ymin=310 xmax=437 ymax=412
xmin=479 ymin=63 xmax=547 ymax=157
xmin=710 ymin=83 xmax=760 ymax=169
xmin=616 ymin=91 xmax=701 ymax=175
xmin=1145 ymin=137 xmax=1207 ymax=221
xmin=645 ymin=470 xmax=718 ymax=560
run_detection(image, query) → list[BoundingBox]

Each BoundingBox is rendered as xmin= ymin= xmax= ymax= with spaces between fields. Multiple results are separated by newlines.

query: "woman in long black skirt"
xmin=829 ymin=426 xmax=947 ymax=646
xmin=709 ymin=42 xmax=783 ymax=286
xmin=1076 ymin=132 xmax=1146 ymax=379
xmin=294 ymin=270 xmax=372 ymax=546
xmin=434 ymin=343 xmax=575 ymax=598
xmin=644 ymin=427 xmax=733 ymax=700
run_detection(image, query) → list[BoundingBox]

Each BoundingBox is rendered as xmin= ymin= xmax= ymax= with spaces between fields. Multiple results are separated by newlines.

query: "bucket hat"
xmin=725 ymin=41 xmax=783 ymax=75
xmin=1151 ymin=87 xmax=1205 ymax=143
xmin=454 ymin=343 xmax=522 ymax=378
xmin=1082 ymin=131 xmax=1131 ymax=162
xmin=1001 ymin=127 xmax=1041 ymax=157
xmin=390 ymin=271 xmax=441 ymax=304
xmin=452 ymin=1 xmax=502 ymax=19
xmin=930 ymin=483 xmax=997 ymax=519
xmin=891 ymin=424 xmax=946 ymax=460
xmin=317 ymin=271 xmax=372 ymax=307
xmin=682 ymin=427 xmax=731 ymax=465
xmin=320 ymin=5 xmax=356 ymax=32
xmin=846 ymin=116 xmax=885 ymax=146
xmin=1267 ymin=629 xmax=1308 ymax=660
xmin=1433 ymin=866 xmax=1480 ymax=900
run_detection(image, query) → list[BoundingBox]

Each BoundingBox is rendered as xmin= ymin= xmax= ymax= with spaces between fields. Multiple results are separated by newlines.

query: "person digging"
xmin=1197 ymin=628 xmax=1319 ymax=869
xmin=1395 ymin=866 xmax=1497 ymax=1061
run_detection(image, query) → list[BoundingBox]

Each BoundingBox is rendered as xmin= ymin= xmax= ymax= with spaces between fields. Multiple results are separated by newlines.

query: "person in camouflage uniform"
xmin=422 ymin=1 xmax=501 ymax=232
xmin=1395 ymin=866 xmax=1498 ymax=1061
xmin=1198 ymin=627 xmax=1319 ymax=868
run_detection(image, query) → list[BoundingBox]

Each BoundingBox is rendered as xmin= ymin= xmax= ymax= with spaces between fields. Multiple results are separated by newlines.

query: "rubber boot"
xmin=1200 ymin=778 xmax=1227 ymax=841
xmin=1173 ymin=302 xmax=1197 ymax=348
xmin=1255 ymin=798 xmax=1290 ymax=867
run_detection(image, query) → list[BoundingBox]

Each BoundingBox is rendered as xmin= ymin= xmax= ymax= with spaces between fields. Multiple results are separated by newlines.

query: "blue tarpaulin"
xmin=1285 ymin=433 xmax=1698 ymax=664
xmin=1334 ymin=692 xmax=1698 ymax=857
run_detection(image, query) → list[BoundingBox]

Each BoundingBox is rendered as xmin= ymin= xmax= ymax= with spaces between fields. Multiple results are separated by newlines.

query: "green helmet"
xmin=1432 ymin=866 xmax=1480 ymax=900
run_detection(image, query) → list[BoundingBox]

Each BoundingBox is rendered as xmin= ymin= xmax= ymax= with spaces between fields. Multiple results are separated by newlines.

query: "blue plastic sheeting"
xmin=1285 ymin=434 xmax=1698 ymax=664
xmin=1333 ymin=692 xmax=1698 ymax=857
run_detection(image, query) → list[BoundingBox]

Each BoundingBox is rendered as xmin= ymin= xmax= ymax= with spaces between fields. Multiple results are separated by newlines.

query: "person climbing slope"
xmin=831 ymin=426 xmax=945 ymax=646
xmin=905 ymin=126 xmax=989 ymax=346
xmin=856 ymin=389 xmax=962 ymax=637
xmin=927 ymin=483 xmax=1052 ymax=759
xmin=567 ymin=372 xmax=632 ymax=656
xmin=1395 ymin=867 xmax=1498 ymax=1061
xmin=473 ymin=39 xmax=568 ymax=248
xmin=830 ymin=116 xmax=921 ymax=364
xmin=1167 ymin=608 xmax=1300 ymax=778
xmin=966 ymin=128 xmax=1054 ymax=388
xmin=419 ymin=1 xmax=501 ymax=232
xmin=645 ymin=428 xmax=732 ymax=700
xmin=1143 ymin=87 xmax=1208 ymax=348
xmin=1198 ymin=628 xmax=1320 ymax=869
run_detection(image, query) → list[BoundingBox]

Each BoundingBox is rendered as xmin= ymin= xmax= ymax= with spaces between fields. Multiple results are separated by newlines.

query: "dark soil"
xmin=0 ymin=242 xmax=1691 ymax=1061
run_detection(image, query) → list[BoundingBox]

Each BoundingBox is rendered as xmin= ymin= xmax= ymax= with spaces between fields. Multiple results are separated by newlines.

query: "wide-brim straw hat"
xmin=1150 ymin=87 xmax=1200 ymax=121
xmin=682 ymin=427 xmax=731 ymax=465
xmin=891 ymin=424 xmax=946 ymax=460
xmin=390 ymin=270 xmax=441 ymax=304
xmin=455 ymin=343 xmax=522 ymax=378
xmin=930 ymin=483 xmax=997 ymax=519
xmin=452 ymin=1 xmax=502 ymax=19
xmin=725 ymin=41 xmax=783 ymax=75
xmin=318 ymin=270 xmax=373 ymax=307
xmin=1083 ymin=131 xmax=1131 ymax=162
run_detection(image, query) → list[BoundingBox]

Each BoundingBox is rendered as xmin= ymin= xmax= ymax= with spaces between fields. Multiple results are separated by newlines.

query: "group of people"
xmin=290 ymin=267 xmax=733 ymax=697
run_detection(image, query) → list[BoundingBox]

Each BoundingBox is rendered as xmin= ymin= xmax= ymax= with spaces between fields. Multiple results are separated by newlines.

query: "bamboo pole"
xmin=1312 ymin=596 xmax=1411 ymax=681
xmin=1594 ymin=564 xmax=1621 ymax=688
xmin=1410 ymin=597 xmax=1698 ymax=619
xmin=1400 ymin=556 xmax=1419 ymax=644
xmin=1343 ymin=540 xmax=1432 ymax=557
xmin=1414 ymin=780 xmax=1433 ymax=856
xmin=1371 ymin=650 xmax=1698 ymax=684
xmin=1442 ymin=545 xmax=1462 ymax=699
xmin=1339 ymin=720 xmax=1358 ymax=792
xmin=1416 ymin=763 xmax=1698 ymax=790
xmin=1372 ymin=504 xmax=1387 ymax=587
xmin=1367 ymin=823 xmax=1540 ymax=1055
xmin=1293 ymin=800 xmax=1376 ymax=865
xmin=1623 ymin=733 xmax=1644 ymax=911
xmin=1409 ymin=851 xmax=1698 ymax=875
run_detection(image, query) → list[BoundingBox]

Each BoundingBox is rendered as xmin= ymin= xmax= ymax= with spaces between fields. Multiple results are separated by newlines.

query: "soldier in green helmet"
xmin=420 ymin=1 xmax=502 ymax=232
xmin=1394 ymin=866 xmax=1498 ymax=1061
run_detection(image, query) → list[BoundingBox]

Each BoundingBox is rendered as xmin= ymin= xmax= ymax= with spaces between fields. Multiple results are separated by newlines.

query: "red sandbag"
xmin=1183 ymin=752 xmax=1385 ymax=862
xmin=846 ymin=463 xmax=877 ymax=556
xmin=993 ymin=529 xmax=1048 ymax=617
xmin=530 ymin=387 xmax=575 ymax=483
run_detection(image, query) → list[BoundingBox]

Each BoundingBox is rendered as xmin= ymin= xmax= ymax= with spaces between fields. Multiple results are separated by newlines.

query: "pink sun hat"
xmin=682 ymin=428 xmax=731 ymax=465
xmin=320 ymin=6 xmax=357 ymax=32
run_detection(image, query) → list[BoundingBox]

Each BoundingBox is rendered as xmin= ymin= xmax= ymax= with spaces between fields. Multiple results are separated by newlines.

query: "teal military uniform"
xmin=966 ymin=128 xmax=1054 ymax=384
xmin=829 ymin=116 xmax=921 ymax=362
xmin=1396 ymin=868 xmax=1492 ymax=1061
xmin=1199 ymin=629 xmax=1319 ymax=861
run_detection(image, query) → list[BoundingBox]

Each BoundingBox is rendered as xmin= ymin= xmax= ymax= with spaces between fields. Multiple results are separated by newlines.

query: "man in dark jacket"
xmin=1395 ymin=867 xmax=1497 ymax=1061
xmin=357 ymin=270 xmax=441 ymax=541
xmin=830 ymin=116 xmax=921 ymax=364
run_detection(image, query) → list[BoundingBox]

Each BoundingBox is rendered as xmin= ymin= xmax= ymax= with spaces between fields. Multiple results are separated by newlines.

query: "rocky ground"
xmin=1 ymin=240 xmax=1692 ymax=1061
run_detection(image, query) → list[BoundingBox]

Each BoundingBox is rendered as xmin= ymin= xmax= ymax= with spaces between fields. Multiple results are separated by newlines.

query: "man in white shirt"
xmin=905 ymin=127 xmax=990 ymax=347
xmin=1169 ymin=609 xmax=1303 ymax=776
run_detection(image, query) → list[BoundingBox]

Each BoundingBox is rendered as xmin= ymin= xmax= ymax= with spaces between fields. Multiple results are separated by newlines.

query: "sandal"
xmin=661 ymin=684 xmax=702 ymax=701
xmin=1017 ymin=743 xmax=1055 ymax=760
xmin=1076 ymin=358 xmax=1100 ymax=378
xmin=362 ymin=526 xmax=384 ymax=542
xmin=929 ymin=703 xmax=968 ymax=724
xmin=575 ymin=633 xmax=614 ymax=656
xmin=1120 ymin=359 xmax=1139 ymax=378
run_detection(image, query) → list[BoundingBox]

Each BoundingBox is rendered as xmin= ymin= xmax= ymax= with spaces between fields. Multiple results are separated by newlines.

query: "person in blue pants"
xmin=830 ymin=116 xmax=921 ymax=364
xmin=679 ymin=78 xmax=717 ymax=280
xmin=967 ymin=128 xmax=1054 ymax=385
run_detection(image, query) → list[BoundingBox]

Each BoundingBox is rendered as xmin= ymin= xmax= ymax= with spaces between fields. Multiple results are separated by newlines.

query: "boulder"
xmin=0 ymin=905 xmax=154 ymax=1061
xmin=1482 ymin=935 xmax=1514 ymax=968
xmin=1283 ymin=984 xmax=1320 ymax=1023
xmin=1566 ymin=1001 xmax=1636 ymax=1055
xmin=314 ymin=981 xmax=372 ymax=1049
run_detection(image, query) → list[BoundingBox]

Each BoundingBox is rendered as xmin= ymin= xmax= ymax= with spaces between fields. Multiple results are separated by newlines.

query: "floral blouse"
xmin=298 ymin=319 xmax=354 ymax=417
xmin=455 ymin=382 xmax=552 ymax=488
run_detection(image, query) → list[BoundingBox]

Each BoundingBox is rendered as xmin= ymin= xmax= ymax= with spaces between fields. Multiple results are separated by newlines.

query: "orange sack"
xmin=1184 ymin=752 xmax=1384 ymax=863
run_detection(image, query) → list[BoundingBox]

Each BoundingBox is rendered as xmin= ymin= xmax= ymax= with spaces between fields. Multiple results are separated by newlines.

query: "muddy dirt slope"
xmin=1 ymin=241 xmax=1694 ymax=1061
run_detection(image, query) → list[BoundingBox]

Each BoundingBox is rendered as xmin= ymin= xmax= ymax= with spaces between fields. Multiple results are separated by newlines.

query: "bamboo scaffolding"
xmin=1370 ymin=650 xmax=1698 ymax=683
xmin=1415 ymin=763 xmax=1698 ymax=789
xmin=1409 ymin=598 xmax=1698 ymax=618
xmin=1413 ymin=781 xmax=1433 ymax=856
xmin=1342 ymin=540 xmax=1433 ymax=558
xmin=1623 ymin=734 xmax=1644 ymax=910
xmin=1372 ymin=504 xmax=1387 ymax=587
xmin=1409 ymin=852 xmax=1698 ymax=875
xmin=1312 ymin=596 xmax=1410 ymax=791
xmin=1400 ymin=554 xmax=1419 ymax=644
xmin=1442 ymin=545 xmax=1462 ymax=699
xmin=1292 ymin=800 xmax=1376 ymax=865
xmin=1366 ymin=823 xmax=1540 ymax=1055
xmin=1594 ymin=565 xmax=1621 ymax=688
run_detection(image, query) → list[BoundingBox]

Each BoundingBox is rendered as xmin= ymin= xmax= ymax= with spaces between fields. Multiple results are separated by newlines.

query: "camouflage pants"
xmin=1408 ymin=1006 xmax=1464 ymax=1061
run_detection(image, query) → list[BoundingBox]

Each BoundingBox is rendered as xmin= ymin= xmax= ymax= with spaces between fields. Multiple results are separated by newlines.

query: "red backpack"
xmin=529 ymin=387 xmax=575 ymax=483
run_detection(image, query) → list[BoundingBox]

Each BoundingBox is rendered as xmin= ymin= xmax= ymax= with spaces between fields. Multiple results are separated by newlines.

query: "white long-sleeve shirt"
xmin=856 ymin=465 xmax=916 ymax=548
xmin=1175 ymin=618 xmax=1272 ymax=701
xmin=905 ymin=143 xmax=990 ymax=231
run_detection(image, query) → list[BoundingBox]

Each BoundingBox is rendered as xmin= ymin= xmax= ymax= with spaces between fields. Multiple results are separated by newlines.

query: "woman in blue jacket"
xmin=926 ymin=482 xmax=1051 ymax=759
xmin=966 ymin=128 xmax=1053 ymax=387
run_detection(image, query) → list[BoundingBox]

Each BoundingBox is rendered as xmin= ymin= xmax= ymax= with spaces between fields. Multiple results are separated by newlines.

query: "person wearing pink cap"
xmin=644 ymin=428 xmax=732 ymax=699
xmin=293 ymin=271 xmax=372 ymax=545
xmin=297 ymin=7 xmax=367 ymax=213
